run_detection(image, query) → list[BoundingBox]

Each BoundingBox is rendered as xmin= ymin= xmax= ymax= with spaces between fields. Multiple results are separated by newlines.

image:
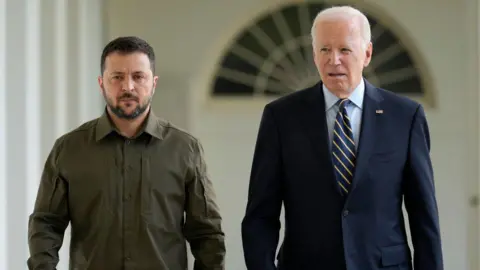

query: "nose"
xmin=121 ymin=77 xmax=135 ymax=91
xmin=329 ymin=50 xmax=341 ymax=65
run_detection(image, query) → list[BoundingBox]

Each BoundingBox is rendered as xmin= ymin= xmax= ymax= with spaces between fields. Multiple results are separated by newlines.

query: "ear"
xmin=363 ymin=42 xmax=373 ymax=67
xmin=153 ymin=75 xmax=158 ymax=89
xmin=97 ymin=75 xmax=104 ymax=92
xmin=312 ymin=44 xmax=319 ymax=67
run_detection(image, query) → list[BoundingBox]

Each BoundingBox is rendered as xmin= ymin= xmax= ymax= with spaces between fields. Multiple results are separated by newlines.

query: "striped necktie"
xmin=332 ymin=99 xmax=356 ymax=195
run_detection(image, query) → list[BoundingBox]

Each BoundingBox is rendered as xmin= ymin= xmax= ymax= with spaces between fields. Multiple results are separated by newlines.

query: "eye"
xmin=133 ymin=74 xmax=145 ymax=80
xmin=320 ymin=47 xmax=330 ymax=53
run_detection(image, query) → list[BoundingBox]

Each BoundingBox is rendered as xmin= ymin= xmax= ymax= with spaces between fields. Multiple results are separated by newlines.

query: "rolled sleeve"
xmin=27 ymin=138 xmax=70 ymax=270
xmin=183 ymin=139 xmax=225 ymax=270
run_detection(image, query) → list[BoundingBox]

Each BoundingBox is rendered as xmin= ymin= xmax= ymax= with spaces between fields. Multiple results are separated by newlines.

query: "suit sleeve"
xmin=403 ymin=104 xmax=443 ymax=270
xmin=241 ymin=105 xmax=283 ymax=270
xmin=27 ymin=138 xmax=70 ymax=270
xmin=184 ymin=139 xmax=226 ymax=270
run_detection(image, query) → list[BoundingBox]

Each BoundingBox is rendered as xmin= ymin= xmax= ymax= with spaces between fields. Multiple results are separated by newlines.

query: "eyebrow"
xmin=109 ymin=71 xmax=146 ymax=75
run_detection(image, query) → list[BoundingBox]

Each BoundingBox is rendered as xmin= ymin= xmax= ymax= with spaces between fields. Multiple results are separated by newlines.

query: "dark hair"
xmin=100 ymin=36 xmax=155 ymax=74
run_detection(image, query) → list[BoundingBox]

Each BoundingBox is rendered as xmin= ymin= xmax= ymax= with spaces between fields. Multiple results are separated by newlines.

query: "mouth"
xmin=120 ymin=98 xmax=138 ymax=102
xmin=328 ymin=73 xmax=347 ymax=77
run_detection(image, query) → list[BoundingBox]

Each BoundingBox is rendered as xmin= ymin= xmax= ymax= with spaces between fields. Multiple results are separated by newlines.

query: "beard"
xmin=102 ymin=88 xmax=153 ymax=120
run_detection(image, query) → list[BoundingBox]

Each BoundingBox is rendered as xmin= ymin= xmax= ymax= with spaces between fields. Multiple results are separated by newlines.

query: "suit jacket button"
xmin=343 ymin=210 xmax=349 ymax=217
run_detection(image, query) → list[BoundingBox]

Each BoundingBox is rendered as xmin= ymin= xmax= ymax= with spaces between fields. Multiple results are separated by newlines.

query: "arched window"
xmin=211 ymin=2 xmax=433 ymax=106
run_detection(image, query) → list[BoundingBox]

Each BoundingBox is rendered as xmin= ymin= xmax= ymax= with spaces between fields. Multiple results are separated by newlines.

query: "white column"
xmin=79 ymin=0 xmax=105 ymax=121
xmin=5 ymin=0 xmax=40 ymax=268
xmin=39 ymin=0 xmax=57 ymax=156
xmin=67 ymin=0 xmax=80 ymax=126
xmin=0 ymin=0 xmax=7 ymax=268
xmin=25 ymin=0 xmax=41 ymax=229
xmin=78 ymin=0 xmax=90 ymax=122
xmin=1 ymin=0 xmax=105 ymax=269
xmin=76 ymin=0 xmax=105 ymax=124
xmin=54 ymin=0 xmax=68 ymax=137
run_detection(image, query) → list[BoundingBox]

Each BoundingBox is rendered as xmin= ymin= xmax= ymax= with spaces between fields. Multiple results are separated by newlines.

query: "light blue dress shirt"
xmin=322 ymin=80 xmax=364 ymax=151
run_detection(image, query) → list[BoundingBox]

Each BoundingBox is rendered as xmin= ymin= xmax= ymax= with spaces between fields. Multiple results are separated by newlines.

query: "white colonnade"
xmin=0 ymin=1 xmax=105 ymax=269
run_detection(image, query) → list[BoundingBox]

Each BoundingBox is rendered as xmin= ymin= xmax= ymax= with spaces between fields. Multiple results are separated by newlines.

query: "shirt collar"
xmin=95 ymin=108 xmax=165 ymax=141
xmin=322 ymin=79 xmax=365 ymax=111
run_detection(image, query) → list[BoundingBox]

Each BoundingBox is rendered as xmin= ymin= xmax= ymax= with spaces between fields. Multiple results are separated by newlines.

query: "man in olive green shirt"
xmin=27 ymin=36 xmax=225 ymax=270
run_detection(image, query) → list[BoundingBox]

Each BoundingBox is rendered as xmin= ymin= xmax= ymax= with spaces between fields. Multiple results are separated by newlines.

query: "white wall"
xmin=106 ymin=0 xmax=480 ymax=269
xmin=0 ymin=0 xmax=104 ymax=269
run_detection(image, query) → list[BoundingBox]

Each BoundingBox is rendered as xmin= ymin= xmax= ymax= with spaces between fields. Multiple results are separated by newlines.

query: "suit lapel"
xmin=347 ymin=80 xmax=383 ymax=197
xmin=297 ymin=80 xmax=383 ymax=197
xmin=298 ymin=83 xmax=339 ymax=194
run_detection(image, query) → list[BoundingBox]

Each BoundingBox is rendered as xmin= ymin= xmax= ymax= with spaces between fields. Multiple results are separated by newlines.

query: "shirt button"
xmin=124 ymin=194 xmax=131 ymax=201
xmin=343 ymin=210 xmax=349 ymax=217
xmin=125 ymin=139 xmax=131 ymax=145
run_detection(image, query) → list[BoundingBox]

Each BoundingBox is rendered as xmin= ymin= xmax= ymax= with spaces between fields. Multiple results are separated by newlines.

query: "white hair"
xmin=311 ymin=6 xmax=371 ymax=50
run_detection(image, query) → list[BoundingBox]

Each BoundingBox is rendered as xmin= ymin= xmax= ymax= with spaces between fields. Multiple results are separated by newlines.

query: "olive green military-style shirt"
xmin=27 ymin=109 xmax=225 ymax=270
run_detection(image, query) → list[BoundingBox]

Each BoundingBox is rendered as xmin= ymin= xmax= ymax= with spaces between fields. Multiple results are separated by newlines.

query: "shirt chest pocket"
xmin=140 ymin=155 xmax=187 ymax=229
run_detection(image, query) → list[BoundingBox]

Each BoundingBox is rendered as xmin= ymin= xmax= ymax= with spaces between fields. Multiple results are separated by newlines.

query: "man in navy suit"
xmin=241 ymin=6 xmax=443 ymax=270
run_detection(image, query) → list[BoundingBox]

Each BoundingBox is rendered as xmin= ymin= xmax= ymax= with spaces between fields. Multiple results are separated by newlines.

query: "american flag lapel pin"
xmin=376 ymin=109 xmax=383 ymax=114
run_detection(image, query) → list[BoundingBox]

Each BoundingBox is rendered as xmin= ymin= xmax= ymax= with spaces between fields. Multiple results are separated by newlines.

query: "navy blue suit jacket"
xmin=241 ymin=80 xmax=443 ymax=270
